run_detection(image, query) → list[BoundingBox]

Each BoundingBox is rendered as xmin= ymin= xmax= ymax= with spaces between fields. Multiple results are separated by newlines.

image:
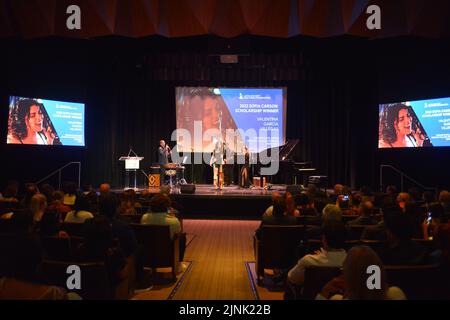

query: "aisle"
xmin=172 ymin=219 xmax=260 ymax=300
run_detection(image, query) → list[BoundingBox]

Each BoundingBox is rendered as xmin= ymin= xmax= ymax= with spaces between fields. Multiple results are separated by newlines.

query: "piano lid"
xmin=257 ymin=139 xmax=299 ymax=161
xmin=279 ymin=139 xmax=299 ymax=161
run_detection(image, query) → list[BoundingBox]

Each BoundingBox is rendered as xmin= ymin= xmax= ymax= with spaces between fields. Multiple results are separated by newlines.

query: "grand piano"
xmin=255 ymin=139 xmax=316 ymax=185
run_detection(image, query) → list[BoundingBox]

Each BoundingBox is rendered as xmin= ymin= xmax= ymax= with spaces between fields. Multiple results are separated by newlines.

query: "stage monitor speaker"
xmin=180 ymin=184 xmax=196 ymax=194
xmin=286 ymin=184 xmax=304 ymax=196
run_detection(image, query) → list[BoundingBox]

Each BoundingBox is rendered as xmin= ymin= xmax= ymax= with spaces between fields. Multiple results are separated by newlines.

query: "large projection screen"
xmin=175 ymin=87 xmax=287 ymax=153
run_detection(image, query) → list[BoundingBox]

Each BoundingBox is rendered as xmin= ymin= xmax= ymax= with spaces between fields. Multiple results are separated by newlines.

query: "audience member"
xmin=99 ymin=183 xmax=111 ymax=198
xmin=20 ymin=183 xmax=39 ymax=209
xmin=64 ymin=194 xmax=94 ymax=223
xmin=38 ymin=207 xmax=68 ymax=238
xmin=347 ymin=201 xmax=378 ymax=226
xmin=119 ymin=189 xmax=141 ymax=215
xmin=263 ymin=192 xmax=282 ymax=217
xmin=0 ymin=181 xmax=19 ymax=204
xmin=287 ymin=221 xmax=347 ymax=288
xmin=296 ymin=193 xmax=318 ymax=216
xmin=379 ymin=210 xmax=427 ymax=265
xmin=99 ymin=194 xmax=137 ymax=258
xmin=396 ymin=192 xmax=411 ymax=211
xmin=62 ymin=182 xmax=77 ymax=206
xmin=77 ymin=216 xmax=127 ymax=288
xmin=0 ymin=234 xmax=73 ymax=299
xmin=317 ymin=245 xmax=406 ymax=300
xmin=141 ymin=193 xmax=186 ymax=266
xmin=30 ymin=193 xmax=47 ymax=225
xmin=47 ymin=191 xmax=72 ymax=218
xmin=285 ymin=192 xmax=300 ymax=217
xmin=39 ymin=183 xmax=55 ymax=204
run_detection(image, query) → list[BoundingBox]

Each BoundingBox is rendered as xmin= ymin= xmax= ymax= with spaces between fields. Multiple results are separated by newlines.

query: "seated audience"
xmin=0 ymin=234 xmax=75 ymax=300
xmin=99 ymin=194 xmax=137 ymax=258
xmin=47 ymin=191 xmax=72 ymax=217
xmin=99 ymin=183 xmax=111 ymax=198
xmin=0 ymin=181 xmax=19 ymax=205
xmin=64 ymin=195 xmax=94 ymax=223
xmin=263 ymin=192 xmax=282 ymax=217
xmin=439 ymin=190 xmax=450 ymax=221
xmin=296 ymin=193 xmax=318 ymax=216
xmin=62 ymin=182 xmax=77 ymax=206
xmin=305 ymin=204 xmax=342 ymax=240
xmin=329 ymin=184 xmax=344 ymax=203
xmin=77 ymin=216 xmax=127 ymax=288
xmin=39 ymin=183 xmax=55 ymax=204
xmin=347 ymin=201 xmax=378 ymax=226
xmin=30 ymin=193 xmax=47 ymax=225
xmin=141 ymin=193 xmax=186 ymax=263
xmin=20 ymin=183 xmax=39 ymax=209
xmin=287 ymin=220 xmax=347 ymax=287
xmin=285 ymin=192 xmax=300 ymax=217
xmin=255 ymin=197 xmax=297 ymax=240
xmin=39 ymin=208 xmax=68 ymax=238
xmin=119 ymin=189 xmax=141 ymax=215
xmin=316 ymin=245 xmax=406 ymax=300
xmin=396 ymin=192 xmax=411 ymax=211
xmin=379 ymin=210 xmax=427 ymax=265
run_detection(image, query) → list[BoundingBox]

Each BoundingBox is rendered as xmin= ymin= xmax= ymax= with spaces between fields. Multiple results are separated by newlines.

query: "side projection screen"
xmin=7 ymin=96 xmax=85 ymax=146
xmin=378 ymin=97 xmax=450 ymax=148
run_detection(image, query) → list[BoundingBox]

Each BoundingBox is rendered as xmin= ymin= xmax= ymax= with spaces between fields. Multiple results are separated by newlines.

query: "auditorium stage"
xmin=112 ymin=184 xmax=288 ymax=219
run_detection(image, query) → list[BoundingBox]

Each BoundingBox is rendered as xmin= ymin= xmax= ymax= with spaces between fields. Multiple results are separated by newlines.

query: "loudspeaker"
xmin=180 ymin=184 xmax=196 ymax=194
xmin=286 ymin=184 xmax=304 ymax=196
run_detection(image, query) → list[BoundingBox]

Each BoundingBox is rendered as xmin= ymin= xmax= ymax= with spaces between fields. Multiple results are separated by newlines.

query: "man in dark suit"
xmin=158 ymin=140 xmax=171 ymax=185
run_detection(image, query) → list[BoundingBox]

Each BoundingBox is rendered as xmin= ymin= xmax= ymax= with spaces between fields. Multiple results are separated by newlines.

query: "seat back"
xmin=41 ymin=260 xmax=114 ymax=300
xmin=385 ymin=264 xmax=442 ymax=300
xmin=359 ymin=240 xmax=386 ymax=255
xmin=61 ymin=222 xmax=87 ymax=237
xmin=41 ymin=236 xmax=73 ymax=261
xmin=119 ymin=214 xmax=143 ymax=224
xmin=0 ymin=219 xmax=13 ymax=234
xmin=346 ymin=225 xmax=367 ymax=240
xmin=260 ymin=225 xmax=305 ymax=269
xmin=341 ymin=215 xmax=357 ymax=223
xmin=130 ymin=224 xmax=179 ymax=269
xmin=302 ymin=266 xmax=342 ymax=299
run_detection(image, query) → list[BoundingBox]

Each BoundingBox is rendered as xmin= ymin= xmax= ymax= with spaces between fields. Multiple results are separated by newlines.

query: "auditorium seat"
xmin=119 ymin=214 xmax=143 ymax=224
xmin=0 ymin=219 xmax=13 ymax=234
xmin=41 ymin=236 xmax=73 ymax=261
xmin=300 ymin=266 xmax=342 ymax=300
xmin=61 ymin=222 xmax=88 ymax=237
xmin=254 ymin=225 xmax=305 ymax=285
xmin=130 ymin=224 xmax=180 ymax=279
xmin=341 ymin=215 xmax=358 ymax=223
xmin=346 ymin=225 xmax=368 ymax=240
xmin=41 ymin=260 xmax=129 ymax=300
xmin=385 ymin=264 xmax=442 ymax=299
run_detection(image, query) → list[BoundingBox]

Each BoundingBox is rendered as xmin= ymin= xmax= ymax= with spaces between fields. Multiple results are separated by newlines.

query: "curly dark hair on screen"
xmin=8 ymin=98 xmax=44 ymax=141
xmin=381 ymin=103 xmax=411 ymax=144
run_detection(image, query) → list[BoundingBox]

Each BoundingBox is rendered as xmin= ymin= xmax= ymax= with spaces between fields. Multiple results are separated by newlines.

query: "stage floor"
xmin=111 ymin=184 xmax=289 ymax=218
xmin=112 ymin=184 xmax=288 ymax=198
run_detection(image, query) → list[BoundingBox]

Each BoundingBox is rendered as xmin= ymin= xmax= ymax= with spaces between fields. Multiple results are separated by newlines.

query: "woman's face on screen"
xmin=26 ymin=105 xmax=44 ymax=133
xmin=203 ymin=97 xmax=219 ymax=130
xmin=394 ymin=108 xmax=412 ymax=137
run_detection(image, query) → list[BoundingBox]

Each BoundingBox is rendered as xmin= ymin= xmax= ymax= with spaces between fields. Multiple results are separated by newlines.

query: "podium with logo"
xmin=119 ymin=150 xmax=143 ymax=189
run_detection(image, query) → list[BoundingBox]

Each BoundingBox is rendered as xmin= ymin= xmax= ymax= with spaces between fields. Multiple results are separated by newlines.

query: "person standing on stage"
xmin=239 ymin=145 xmax=251 ymax=188
xmin=210 ymin=137 xmax=225 ymax=190
xmin=158 ymin=140 xmax=171 ymax=185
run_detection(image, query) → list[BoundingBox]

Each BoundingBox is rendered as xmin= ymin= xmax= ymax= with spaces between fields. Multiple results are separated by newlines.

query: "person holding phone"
xmin=379 ymin=103 xmax=427 ymax=148
xmin=7 ymin=98 xmax=56 ymax=145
